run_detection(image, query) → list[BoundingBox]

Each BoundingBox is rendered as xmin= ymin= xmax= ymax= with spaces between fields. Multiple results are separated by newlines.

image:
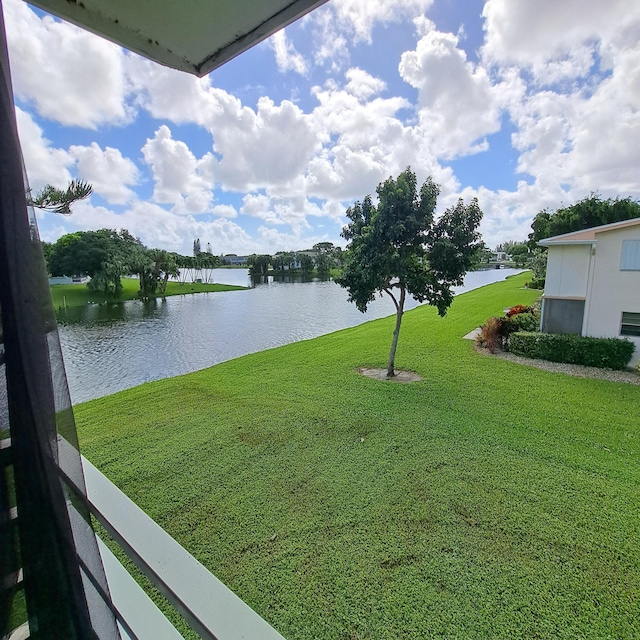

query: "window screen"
xmin=620 ymin=240 xmax=640 ymax=270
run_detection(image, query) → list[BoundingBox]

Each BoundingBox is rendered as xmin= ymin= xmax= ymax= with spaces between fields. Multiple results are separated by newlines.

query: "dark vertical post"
xmin=0 ymin=4 xmax=113 ymax=637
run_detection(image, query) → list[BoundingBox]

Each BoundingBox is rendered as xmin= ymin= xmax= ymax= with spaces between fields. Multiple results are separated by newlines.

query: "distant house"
xmin=491 ymin=251 xmax=510 ymax=263
xmin=538 ymin=217 xmax=640 ymax=366
xmin=224 ymin=255 xmax=248 ymax=266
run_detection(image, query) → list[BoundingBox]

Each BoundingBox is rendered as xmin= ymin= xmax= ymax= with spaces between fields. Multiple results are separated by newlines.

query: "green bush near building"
xmin=511 ymin=332 xmax=635 ymax=370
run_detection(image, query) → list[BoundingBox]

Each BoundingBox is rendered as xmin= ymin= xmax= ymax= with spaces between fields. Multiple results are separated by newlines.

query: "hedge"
xmin=510 ymin=332 xmax=636 ymax=370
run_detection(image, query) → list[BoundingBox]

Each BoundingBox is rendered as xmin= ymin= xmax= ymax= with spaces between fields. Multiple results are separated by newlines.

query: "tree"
xmin=41 ymin=241 xmax=54 ymax=271
xmin=193 ymin=238 xmax=201 ymax=257
xmin=48 ymin=229 xmax=146 ymax=295
xmin=528 ymin=193 xmax=640 ymax=248
xmin=272 ymin=251 xmax=295 ymax=271
xmin=312 ymin=241 xmax=335 ymax=253
xmin=314 ymin=252 xmax=332 ymax=276
xmin=338 ymin=168 xmax=483 ymax=377
xmin=469 ymin=242 xmax=493 ymax=270
xmin=28 ymin=179 xmax=93 ymax=215
xmin=248 ymin=254 xmax=271 ymax=276
xmin=297 ymin=253 xmax=314 ymax=275
xmin=136 ymin=249 xmax=180 ymax=297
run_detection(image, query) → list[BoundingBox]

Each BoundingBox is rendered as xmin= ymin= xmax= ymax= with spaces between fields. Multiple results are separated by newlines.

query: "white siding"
xmin=544 ymin=244 xmax=591 ymax=298
xmin=584 ymin=226 xmax=640 ymax=366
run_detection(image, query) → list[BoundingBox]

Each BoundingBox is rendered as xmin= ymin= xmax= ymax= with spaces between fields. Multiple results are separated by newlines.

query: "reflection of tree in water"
xmin=55 ymin=298 xmax=166 ymax=326
xmin=249 ymin=275 xmax=269 ymax=287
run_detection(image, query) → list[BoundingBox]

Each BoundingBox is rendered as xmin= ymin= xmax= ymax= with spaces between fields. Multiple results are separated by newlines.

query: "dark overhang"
xmin=26 ymin=0 xmax=329 ymax=76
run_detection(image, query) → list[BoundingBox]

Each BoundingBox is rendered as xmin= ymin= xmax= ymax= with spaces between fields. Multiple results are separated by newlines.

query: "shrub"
xmin=506 ymin=304 xmax=531 ymax=317
xmin=476 ymin=317 xmax=505 ymax=354
xmin=510 ymin=332 xmax=636 ymax=370
xmin=526 ymin=278 xmax=545 ymax=290
xmin=504 ymin=311 xmax=539 ymax=335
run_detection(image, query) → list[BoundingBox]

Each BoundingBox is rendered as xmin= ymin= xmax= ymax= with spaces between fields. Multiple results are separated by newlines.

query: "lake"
xmin=57 ymin=269 xmax=523 ymax=403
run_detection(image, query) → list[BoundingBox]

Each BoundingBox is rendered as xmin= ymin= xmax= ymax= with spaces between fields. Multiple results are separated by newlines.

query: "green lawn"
xmin=75 ymin=273 xmax=640 ymax=639
xmin=50 ymin=277 xmax=247 ymax=309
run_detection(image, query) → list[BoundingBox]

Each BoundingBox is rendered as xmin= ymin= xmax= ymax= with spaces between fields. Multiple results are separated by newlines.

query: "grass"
xmin=74 ymin=273 xmax=640 ymax=639
xmin=49 ymin=277 xmax=247 ymax=309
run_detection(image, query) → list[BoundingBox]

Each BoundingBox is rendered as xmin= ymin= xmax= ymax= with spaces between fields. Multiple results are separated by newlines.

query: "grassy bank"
xmin=75 ymin=273 xmax=640 ymax=639
xmin=50 ymin=277 xmax=247 ymax=309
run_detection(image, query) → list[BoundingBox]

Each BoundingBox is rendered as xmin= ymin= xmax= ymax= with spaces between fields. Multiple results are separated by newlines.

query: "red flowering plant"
xmin=506 ymin=304 xmax=531 ymax=317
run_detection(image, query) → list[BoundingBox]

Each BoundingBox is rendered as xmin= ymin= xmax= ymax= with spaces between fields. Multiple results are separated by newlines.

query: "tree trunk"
xmin=386 ymin=287 xmax=406 ymax=377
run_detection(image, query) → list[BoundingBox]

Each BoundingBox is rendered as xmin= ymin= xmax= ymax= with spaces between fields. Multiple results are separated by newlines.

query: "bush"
xmin=510 ymin=332 xmax=636 ymax=370
xmin=476 ymin=317 xmax=504 ymax=354
xmin=503 ymin=311 xmax=539 ymax=335
xmin=526 ymin=278 xmax=545 ymax=290
xmin=506 ymin=304 xmax=531 ymax=317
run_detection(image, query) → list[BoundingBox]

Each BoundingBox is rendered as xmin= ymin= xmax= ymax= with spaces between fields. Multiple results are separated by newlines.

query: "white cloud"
xmin=399 ymin=28 xmax=511 ymax=159
xmin=304 ymin=71 xmax=456 ymax=201
xmin=210 ymin=97 xmax=321 ymax=192
xmin=15 ymin=107 xmax=73 ymax=190
xmin=241 ymin=192 xmax=326 ymax=232
xmin=481 ymin=0 xmax=640 ymax=88
xmin=311 ymin=0 xmax=434 ymax=68
xmin=270 ymin=30 xmax=308 ymax=75
xmin=126 ymin=56 xmax=225 ymax=126
xmin=5 ymin=0 xmax=130 ymax=128
xmin=211 ymin=204 xmax=238 ymax=218
xmin=562 ymin=46 xmax=640 ymax=194
xmin=141 ymin=126 xmax=215 ymax=214
xmin=344 ymin=68 xmax=386 ymax=100
xmin=129 ymin=63 xmax=322 ymax=195
xmin=69 ymin=143 xmax=139 ymax=205
xmin=505 ymin=42 xmax=640 ymax=199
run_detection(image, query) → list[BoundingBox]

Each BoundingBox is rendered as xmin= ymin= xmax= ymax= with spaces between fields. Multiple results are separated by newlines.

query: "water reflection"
xmin=58 ymin=268 xmax=523 ymax=404
xmin=57 ymin=298 xmax=167 ymax=326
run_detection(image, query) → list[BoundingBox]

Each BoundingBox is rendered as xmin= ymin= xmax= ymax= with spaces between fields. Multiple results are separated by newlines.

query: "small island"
xmin=49 ymin=277 xmax=247 ymax=310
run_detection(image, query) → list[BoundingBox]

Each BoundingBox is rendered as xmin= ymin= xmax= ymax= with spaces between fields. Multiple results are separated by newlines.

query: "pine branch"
xmin=28 ymin=179 xmax=93 ymax=215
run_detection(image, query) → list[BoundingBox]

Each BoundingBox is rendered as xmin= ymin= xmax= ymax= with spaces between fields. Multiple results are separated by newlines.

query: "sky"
xmin=6 ymin=0 xmax=640 ymax=256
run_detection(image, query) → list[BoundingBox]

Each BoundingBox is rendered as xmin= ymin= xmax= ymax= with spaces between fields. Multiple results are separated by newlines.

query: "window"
xmin=620 ymin=240 xmax=640 ymax=270
xmin=621 ymin=312 xmax=640 ymax=336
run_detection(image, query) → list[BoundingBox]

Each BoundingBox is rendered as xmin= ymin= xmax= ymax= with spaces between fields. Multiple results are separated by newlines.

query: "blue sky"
xmin=6 ymin=0 xmax=640 ymax=255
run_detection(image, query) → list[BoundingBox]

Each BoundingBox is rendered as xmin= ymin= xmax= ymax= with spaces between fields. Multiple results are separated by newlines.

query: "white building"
xmin=538 ymin=218 xmax=640 ymax=366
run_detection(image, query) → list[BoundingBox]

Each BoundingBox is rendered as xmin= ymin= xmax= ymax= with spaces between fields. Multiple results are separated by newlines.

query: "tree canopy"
xmin=48 ymin=229 xmax=145 ymax=295
xmin=528 ymin=193 xmax=640 ymax=247
xmin=338 ymin=167 xmax=483 ymax=377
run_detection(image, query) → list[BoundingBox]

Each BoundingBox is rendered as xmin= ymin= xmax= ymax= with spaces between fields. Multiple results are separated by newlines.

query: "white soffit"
xmin=25 ymin=0 xmax=329 ymax=76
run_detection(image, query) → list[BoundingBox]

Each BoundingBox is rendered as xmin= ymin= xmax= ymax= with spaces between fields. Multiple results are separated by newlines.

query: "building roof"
xmin=26 ymin=0 xmax=329 ymax=76
xmin=538 ymin=217 xmax=640 ymax=246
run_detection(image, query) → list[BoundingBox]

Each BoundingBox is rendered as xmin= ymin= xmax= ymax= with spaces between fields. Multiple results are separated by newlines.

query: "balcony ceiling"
xmin=26 ymin=0 xmax=329 ymax=76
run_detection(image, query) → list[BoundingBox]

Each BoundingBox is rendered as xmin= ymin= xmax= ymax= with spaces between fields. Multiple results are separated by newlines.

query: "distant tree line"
xmin=245 ymin=242 xmax=344 ymax=277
